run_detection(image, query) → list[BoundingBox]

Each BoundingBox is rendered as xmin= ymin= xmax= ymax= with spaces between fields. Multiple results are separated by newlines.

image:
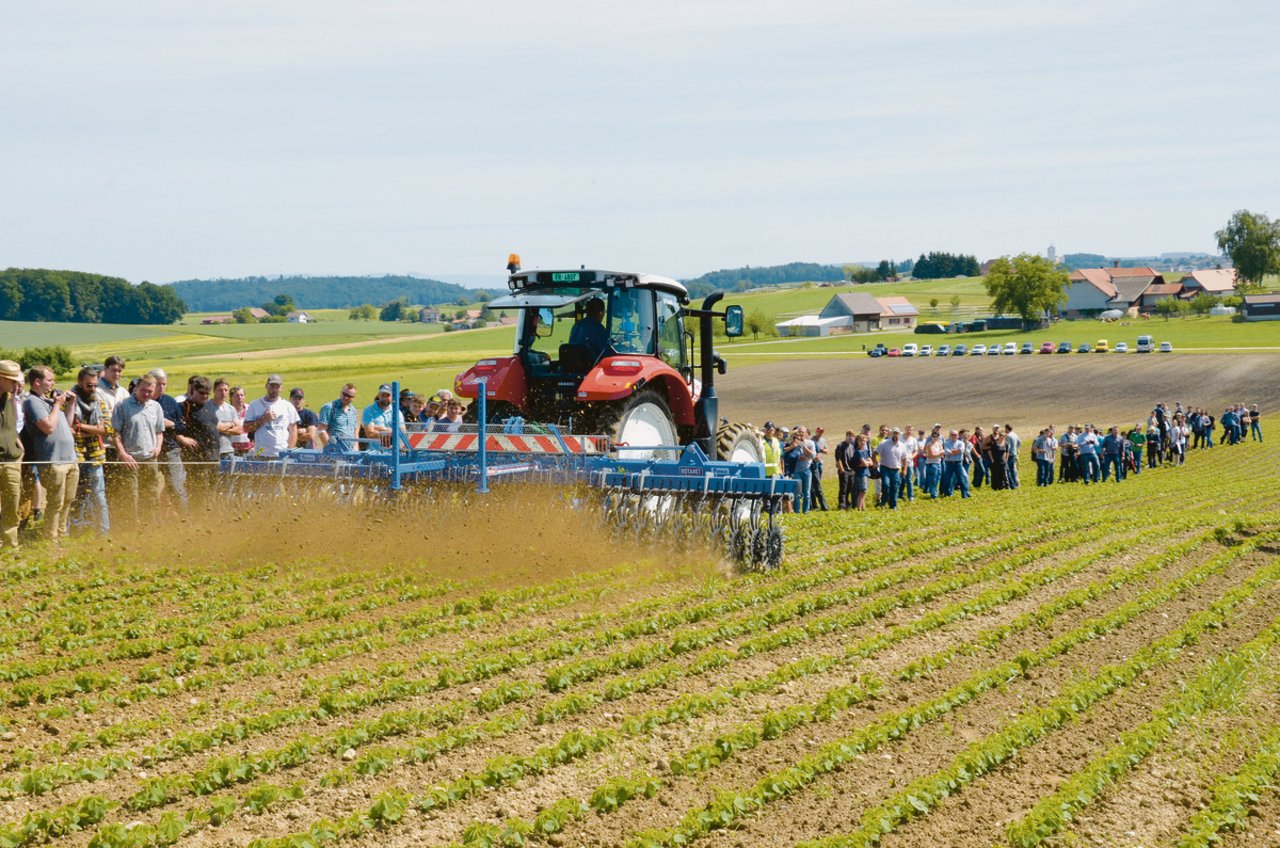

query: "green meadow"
xmin=3 ymin=277 xmax=1275 ymax=400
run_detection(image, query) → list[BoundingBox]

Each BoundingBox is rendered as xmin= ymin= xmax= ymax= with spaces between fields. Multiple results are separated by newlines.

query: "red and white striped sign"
xmin=406 ymin=432 xmax=605 ymax=454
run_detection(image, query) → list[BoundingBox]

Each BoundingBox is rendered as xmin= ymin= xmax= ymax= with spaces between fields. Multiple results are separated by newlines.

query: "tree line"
xmin=167 ymin=274 xmax=487 ymax=312
xmin=910 ymin=251 xmax=981 ymax=280
xmin=0 ymin=268 xmax=186 ymax=325
xmin=682 ymin=263 xmax=845 ymax=297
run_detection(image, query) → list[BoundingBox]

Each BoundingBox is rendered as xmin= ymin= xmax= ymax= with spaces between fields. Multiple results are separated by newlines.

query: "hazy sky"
xmin=2 ymin=1 xmax=1277 ymax=285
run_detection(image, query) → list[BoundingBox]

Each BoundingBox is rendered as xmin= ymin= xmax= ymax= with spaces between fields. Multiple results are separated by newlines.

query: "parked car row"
xmin=870 ymin=335 xmax=1173 ymax=358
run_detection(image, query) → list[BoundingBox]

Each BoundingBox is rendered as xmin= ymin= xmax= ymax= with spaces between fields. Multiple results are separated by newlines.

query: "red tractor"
xmin=454 ymin=258 xmax=764 ymax=464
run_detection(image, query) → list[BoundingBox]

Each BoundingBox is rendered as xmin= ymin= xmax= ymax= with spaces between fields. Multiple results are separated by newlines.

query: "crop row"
xmin=0 ymin=560 xmax=638 ymax=710
xmin=284 ymin=520 xmax=1265 ymax=848
xmin=0 ymin=562 xmax=417 ymax=657
xmin=794 ymin=604 xmax=1280 ymax=848
xmin=1171 ymin=722 xmax=1280 ymax=848
xmin=645 ymin=538 xmax=1280 ymax=848
xmin=1005 ymin=614 xmax=1280 ymax=846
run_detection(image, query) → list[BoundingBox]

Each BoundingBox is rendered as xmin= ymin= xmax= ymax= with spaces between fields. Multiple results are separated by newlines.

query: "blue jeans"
xmin=880 ymin=467 xmax=901 ymax=509
xmin=75 ymin=463 xmax=110 ymax=534
xmin=1103 ymin=454 xmax=1124 ymax=482
xmin=971 ymin=455 xmax=987 ymax=488
xmin=1034 ymin=458 xmax=1052 ymax=486
xmin=941 ymin=463 xmax=968 ymax=497
xmin=898 ymin=464 xmax=915 ymax=501
xmin=1006 ymin=455 xmax=1020 ymax=489
xmin=1252 ymin=421 xmax=1263 ymax=442
xmin=1079 ymin=453 xmax=1100 ymax=484
xmin=1131 ymin=448 xmax=1142 ymax=474
xmin=794 ymin=470 xmax=811 ymax=514
xmin=923 ymin=463 xmax=941 ymax=498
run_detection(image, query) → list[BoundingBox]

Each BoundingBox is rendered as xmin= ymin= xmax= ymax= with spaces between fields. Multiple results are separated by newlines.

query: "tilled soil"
xmin=717 ymin=352 xmax=1280 ymax=436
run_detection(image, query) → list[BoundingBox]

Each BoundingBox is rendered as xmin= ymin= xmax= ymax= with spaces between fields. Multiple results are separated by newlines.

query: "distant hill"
xmin=166 ymin=275 xmax=491 ymax=312
xmin=681 ymin=262 xmax=845 ymax=298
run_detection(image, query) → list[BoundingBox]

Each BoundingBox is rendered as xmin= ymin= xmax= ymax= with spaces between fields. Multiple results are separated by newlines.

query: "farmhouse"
xmin=286 ymin=311 xmax=313 ymax=324
xmin=1179 ymin=268 xmax=1237 ymax=296
xmin=1241 ymin=293 xmax=1280 ymax=321
xmin=1138 ymin=283 xmax=1185 ymax=312
xmin=248 ymin=307 xmax=271 ymax=320
xmin=419 ymin=307 xmax=440 ymax=323
xmin=200 ymin=315 xmax=232 ymax=325
xmin=775 ymin=293 xmax=919 ymax=337
xmin=1062 ymin=266 xmax=1167 ymax=318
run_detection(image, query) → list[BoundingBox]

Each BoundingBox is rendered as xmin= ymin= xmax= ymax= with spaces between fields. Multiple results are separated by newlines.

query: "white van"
xmin=1136 ymin=335 xmax=1154 ymax=353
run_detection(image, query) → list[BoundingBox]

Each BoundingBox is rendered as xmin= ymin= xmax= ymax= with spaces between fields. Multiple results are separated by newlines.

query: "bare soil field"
xmin=718 ymin=352 xmax=1280 ymax=433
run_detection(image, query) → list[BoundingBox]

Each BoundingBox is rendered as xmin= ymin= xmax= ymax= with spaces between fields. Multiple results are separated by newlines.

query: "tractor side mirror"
xmin=724 ymin=305 xmax=744 ymax=338
xmin=536 ymin=308 xmax=554 ymax=337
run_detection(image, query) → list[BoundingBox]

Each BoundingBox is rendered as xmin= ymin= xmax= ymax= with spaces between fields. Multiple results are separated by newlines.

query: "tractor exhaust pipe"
xmin=695 ymin=291 xmax=725 ymax=460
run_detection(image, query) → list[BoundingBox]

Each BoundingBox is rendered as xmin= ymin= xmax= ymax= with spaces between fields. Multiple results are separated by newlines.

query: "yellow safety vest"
xmin=762 ymin=436 xmax=782 ymax=477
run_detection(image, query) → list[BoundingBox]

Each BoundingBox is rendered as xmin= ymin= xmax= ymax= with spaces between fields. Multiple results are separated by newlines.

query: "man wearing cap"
xmin=0 ymin=361 xmax=26 ymax=549
xmin=361 ymin=384 xmax=405 ymax=447
xmin=289 ymin=388 xmax=320 ymax=449
xmin=244 ymin=375 xmax=299 ymax=458
xmin=318 ymin=383 xmax=358 ymax=446
xmin=761 ymin=423 xmax=782 ymax=480
xmin=921 ymin=428 xmax=944 ymax=498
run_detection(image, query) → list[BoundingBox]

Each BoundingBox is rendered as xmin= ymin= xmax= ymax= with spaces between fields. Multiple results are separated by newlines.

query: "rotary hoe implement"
xmin=221 ymin=258 xmax=799 ymax=569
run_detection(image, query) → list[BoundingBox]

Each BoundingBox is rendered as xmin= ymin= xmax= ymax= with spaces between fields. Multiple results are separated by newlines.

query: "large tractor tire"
xmin=716 ymin=421 xmax=764 ymax=464
xmin=597 ymin=390 xmax=679 ymax=461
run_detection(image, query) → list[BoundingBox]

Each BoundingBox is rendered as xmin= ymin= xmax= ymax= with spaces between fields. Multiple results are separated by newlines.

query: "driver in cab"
xmin=569 ymin=298 xmax=609 ymax=361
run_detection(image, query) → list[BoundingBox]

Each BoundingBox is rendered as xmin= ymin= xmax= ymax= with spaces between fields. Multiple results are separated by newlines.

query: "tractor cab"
xmin=460 ymin=268 xmax=694 ymax=431
xmin=456 ymin=258 xmax=751 ymax=462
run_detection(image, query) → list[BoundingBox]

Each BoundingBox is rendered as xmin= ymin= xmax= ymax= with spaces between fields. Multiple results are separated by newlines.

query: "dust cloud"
xmin=69 ymin=481 xmax=717 ymax=589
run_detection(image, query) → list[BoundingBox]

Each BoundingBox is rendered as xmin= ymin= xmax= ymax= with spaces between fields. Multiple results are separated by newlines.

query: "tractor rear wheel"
xmin=597 ymin=390 xmax=678 ymax=460
xmin=715 ymin=422 xmax=764 ymax=464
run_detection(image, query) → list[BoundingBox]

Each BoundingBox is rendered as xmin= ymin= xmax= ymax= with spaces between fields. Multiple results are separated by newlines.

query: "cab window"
xmin=608 ymin=288 xmax=655 ymax=355
xmin=655 ymin=292 xmax=685 ymax=369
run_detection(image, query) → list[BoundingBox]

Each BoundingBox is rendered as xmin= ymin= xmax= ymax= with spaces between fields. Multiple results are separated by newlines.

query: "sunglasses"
xmin=341 ymin=392 xmax=356 ymax=399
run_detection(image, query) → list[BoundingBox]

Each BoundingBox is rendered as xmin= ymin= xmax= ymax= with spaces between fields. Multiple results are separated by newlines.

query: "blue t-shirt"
xmin=318 ymin=399 xmax=359 ymax=441
xmin=569 ymin=318 xmax=608 ymax=360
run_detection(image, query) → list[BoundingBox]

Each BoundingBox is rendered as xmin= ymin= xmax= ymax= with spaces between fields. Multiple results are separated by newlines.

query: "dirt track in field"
xmin=717 ymin=352 xmax=1280 ymax=434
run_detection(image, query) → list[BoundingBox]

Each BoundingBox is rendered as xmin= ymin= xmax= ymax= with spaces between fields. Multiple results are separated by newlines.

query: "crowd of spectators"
xmin=756 ymin=399 xmax=1263 ymax=514
xmin=0 ymin=352 xmax=1267 ymax=549
xmin=0 ymin=355 xmax=466 ymax=550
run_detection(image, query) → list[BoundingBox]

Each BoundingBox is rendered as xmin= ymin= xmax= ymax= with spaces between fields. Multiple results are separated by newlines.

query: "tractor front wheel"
xmin=597 ymin=390 xmax=679 ymax=460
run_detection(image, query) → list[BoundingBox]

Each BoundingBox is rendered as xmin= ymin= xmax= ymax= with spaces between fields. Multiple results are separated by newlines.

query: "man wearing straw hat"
xmin=0 ymin=361 xmax=24 ymax=549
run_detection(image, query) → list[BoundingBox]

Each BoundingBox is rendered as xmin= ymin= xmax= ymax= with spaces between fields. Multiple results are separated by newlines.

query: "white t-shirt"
xmin=244 ymin=397 xmax=300 ymax=457
xmin=901 ymin=435 xmax=919 ymax=463
xmin=876 ymin=439 xmax=907 ymax=470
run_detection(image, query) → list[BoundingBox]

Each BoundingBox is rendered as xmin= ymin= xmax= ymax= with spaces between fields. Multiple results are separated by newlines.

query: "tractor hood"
xmin=486 ymin=291 xmax=597 ymax=310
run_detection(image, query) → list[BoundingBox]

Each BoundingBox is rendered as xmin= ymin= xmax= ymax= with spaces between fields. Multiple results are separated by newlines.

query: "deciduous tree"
xmin=982 ymin=254 xmax=1068 ymax=325
xmin=1216 ymin=210 xmax=1280 ymax=291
